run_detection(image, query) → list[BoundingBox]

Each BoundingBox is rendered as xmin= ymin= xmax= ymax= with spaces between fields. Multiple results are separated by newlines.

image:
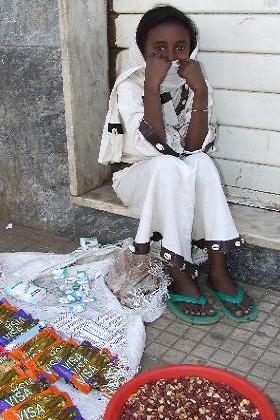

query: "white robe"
xmin=99 ymin=40 xmax=241 ymax=266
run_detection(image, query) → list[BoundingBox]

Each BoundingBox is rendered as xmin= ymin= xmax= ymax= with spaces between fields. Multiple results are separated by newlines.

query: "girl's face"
xmin=144 ymin=22 xmax=191 ymax=61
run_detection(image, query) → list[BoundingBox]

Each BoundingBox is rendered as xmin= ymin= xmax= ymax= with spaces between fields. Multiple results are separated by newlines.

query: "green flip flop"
xmin=167 ymin=293 xmax=221 ymax=325
xmin=204 ymin=281 xmax=259 ymax=323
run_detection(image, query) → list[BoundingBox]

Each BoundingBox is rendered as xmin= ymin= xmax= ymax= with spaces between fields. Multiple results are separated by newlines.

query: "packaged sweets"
xmin=71 ymin=348 xmax=113 ymax=393
xmin=0 ymin=311 xmax=39 ymax=347
xmin=1 ymin=386 xmax=73 ymax=420
xmin=0 ymin=366 xmax=27 ymax=391
xmin=0 ymin=352 xmax=21 ymax=375
xmin=52 ymin=341 xmax=100 ymax=382
xmin=41 ymin=405 xmax=84 ymax=420
xmin=29 ymin=339 xmax=77 ymax=382
xmin=0 ymin=300 xmax=19 ymax=324
xmin=11 ymin=328 xmax=61 ymax=364
xmin=0 ymin=375 xmax=50 ymax=413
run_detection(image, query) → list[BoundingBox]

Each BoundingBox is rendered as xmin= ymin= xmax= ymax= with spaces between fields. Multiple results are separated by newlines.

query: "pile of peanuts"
xmin=121 ymin=377 xmax=261 ymax=419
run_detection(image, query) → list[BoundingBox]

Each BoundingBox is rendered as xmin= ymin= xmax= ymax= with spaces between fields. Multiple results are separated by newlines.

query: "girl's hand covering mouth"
xmin=178 ymin=59 xmax=207 ymax=95
xmin=144 ymin=53 xmax=172 ymax=90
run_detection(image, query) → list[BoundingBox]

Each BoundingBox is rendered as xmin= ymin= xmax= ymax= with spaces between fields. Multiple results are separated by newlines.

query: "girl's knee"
xmin=152 ymin=155 xmax=186 ymax=183
xmin=187 ymin=153 xmax=221 ymax=182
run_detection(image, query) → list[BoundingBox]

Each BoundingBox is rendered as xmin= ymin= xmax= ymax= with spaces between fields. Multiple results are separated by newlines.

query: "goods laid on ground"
xmin=0 ymin=298 xmax=131 ymax=419
xmin=121 ymin=377 xmax=260 ymax=419
xmin=0 ymin=241 xmax=152 ymax=418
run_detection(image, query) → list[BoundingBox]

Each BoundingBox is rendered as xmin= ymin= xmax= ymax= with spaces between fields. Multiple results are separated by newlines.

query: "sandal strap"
xmin=169 ymin=293 xmax=207 ymax=306
xmin=215 ymin=285 xmax=245 ymax=306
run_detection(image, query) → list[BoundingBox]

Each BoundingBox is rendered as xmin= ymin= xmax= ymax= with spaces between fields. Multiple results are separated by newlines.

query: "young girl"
xmin=99 ymin=6 xmax=258 ymax=325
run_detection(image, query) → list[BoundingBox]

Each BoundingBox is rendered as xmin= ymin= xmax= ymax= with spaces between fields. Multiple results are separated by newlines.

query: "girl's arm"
xmin=178 ymin=60 xmax=209 ymax=151
xmin=144 ymin=55 xmax=171 ymax=142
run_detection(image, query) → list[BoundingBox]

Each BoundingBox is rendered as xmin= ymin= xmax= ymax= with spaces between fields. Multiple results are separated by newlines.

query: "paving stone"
xmin=271 ymin=369 xmax=280 ymax=384
xmin=151 ymin=317 xmax=172 ymax=330
xmin=249 ymin=334 xmax=272 ymax=349
xmin=206 ymin=361 xmax=226 ymax=370
xmin=246 ymin=375 xmax=268 ymax=390
xmin=230 ymin=328 xmax=254 ymax=342
xmin=210 ymin=349 xmax=235 ymax=366
xmin=145 ymin=342 xmax=169 ymax=358
xmin=264 ymin=382 xmax=280 ymax=404
xmin=182 ymin=326 xmax=207 ymax=341
xmin=273 ymin=306 xmax=280 ymax=317
xmin=262 ymin=292 xmax=280 ymax=304
xmin=173 ymin=338 xmax=197 ymax=353
xmin=238 ymin=345 xmax=264 ymax=361
xmin=209 ymin=323 xmax=234 ymax=338
xmin=251 ymin=288 xmax=265 ymax=299
xmin=259 ymin=301 xmax=277 ymax=313
xmin=269 ymin=336 xmax=280 ymax=354
xmin=257 ymin=324 xmax=279 ymax=338
xmin=256 ymin=311 xmax=269 ymax=323
xmin=183 ymin=355 xmax=206 ymax=365
xmin=154 ymin=331 xmax=178 ymax=347
xmin=146 ymin=326 xmax=161 ymax=341
xmin=236 ymin=320 xmax=261 ymax=332
xmin=230 ymin=356 xmax=256 ymax=373
xmin=259 ymin=351 xmax=280 ymax=368
xmin=265 ymin=315 xmax=280 ymax=327
xmin=228 ymin=369 xmax=246 ymax=378
xmin=140 ymin=354 xmax=164 ymax=372
xmin=163 ymin=309 xmax=177 ymax=321
xmin=202 ymin=331 xmax=227 ymax=348
xmin=192 ymin=344 xmax=216 ymax=359
xmin=166 ymin=322 xmax=189 ymax=336
xmin=220 ymin=338 xmax=244 ymax=354
xmin=251 ymin=362 xmax=278 ymax=380
xmin=161 ymin=348 xmax=185 ymax=364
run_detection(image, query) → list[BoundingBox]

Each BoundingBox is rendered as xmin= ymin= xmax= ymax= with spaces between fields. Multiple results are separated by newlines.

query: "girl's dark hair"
xmin=136 ymin=5 xmax=198 ymax=55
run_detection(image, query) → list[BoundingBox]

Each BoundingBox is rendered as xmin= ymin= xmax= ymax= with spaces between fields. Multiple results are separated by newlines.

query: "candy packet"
xmin=29 ymin=338 xmax=77 ymax=382
xmin=71 ymin=348 xmax=113 ymax=393
xmin=1 ymin=386 xmax=73 ymax=420
xmin=0 ymin=375 xmax=50 ymax=413
xmin=42 ymin=405 xmax=84 ymax=420
xmin=0 ymin=311 xmax=39 ymax=347
xmin=0 ymin=352 xmax=21 ymax=375
xmin=11 ymin=328 xmax=61 ymax=364
xmin=52 ymin=341 xmax=100 ymax=382
xmin=0 ymin=366 xmax=27 ymax=391
xmin=0 ymin=300 xmax=20 ymax=325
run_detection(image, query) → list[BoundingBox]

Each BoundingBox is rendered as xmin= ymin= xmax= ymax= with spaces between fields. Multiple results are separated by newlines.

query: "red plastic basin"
xmin=104 ymin=364 xmax=276 ymax=420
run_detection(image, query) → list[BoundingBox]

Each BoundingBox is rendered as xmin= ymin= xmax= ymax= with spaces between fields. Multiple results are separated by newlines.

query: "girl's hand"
xmin=145 ymin=54 xmax=171 ymax=91
xmin=178 ymin=59 xmax=207 ymax=95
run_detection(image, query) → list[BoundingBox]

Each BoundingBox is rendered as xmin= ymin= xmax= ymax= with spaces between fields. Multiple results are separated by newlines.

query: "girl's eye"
xmin=155 ymin=45 xmax=165 ymax=51
xmin=177 ymin=45 xmax=186 ymax=51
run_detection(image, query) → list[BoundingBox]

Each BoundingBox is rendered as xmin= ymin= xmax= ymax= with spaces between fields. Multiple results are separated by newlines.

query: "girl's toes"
xmin=234 ymin=308 xmax=244 ymax=317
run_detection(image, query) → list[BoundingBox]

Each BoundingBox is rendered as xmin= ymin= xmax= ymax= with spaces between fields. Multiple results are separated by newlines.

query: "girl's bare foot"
xmin=208 ymin=251 xmax=254 ymax=317
xmin=168 ymin=265 xmax=215 ymax=316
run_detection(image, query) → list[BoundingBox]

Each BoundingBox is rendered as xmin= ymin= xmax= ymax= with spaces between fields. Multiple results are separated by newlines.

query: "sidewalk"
xmin=1 ymin=223 xmax=279 ymax=417
xmin=142 ymin=285 xmax=280 ymax=416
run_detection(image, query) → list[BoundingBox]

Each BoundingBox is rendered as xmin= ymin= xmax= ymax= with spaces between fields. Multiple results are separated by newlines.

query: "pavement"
xmin=0 ymin=222 xmax=279 ymax=417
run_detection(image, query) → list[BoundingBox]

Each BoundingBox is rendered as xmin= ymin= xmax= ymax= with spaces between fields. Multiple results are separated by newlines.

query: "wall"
xmin=112 ymin=0 xmax=280 ymax=210
xmin=0 ymin=0 xmax=137 ymax=241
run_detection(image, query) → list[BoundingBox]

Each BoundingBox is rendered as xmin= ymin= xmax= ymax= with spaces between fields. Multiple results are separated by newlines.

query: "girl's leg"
xmin=115 ymin=155 xmax=216 ymax=317
xmin=188 ymin=153 xmax=254 ymax=317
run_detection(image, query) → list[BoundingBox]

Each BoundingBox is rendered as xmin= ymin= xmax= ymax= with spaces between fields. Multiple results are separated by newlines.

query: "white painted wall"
xmin=112 ymin=0 xmax=280 ymax=210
